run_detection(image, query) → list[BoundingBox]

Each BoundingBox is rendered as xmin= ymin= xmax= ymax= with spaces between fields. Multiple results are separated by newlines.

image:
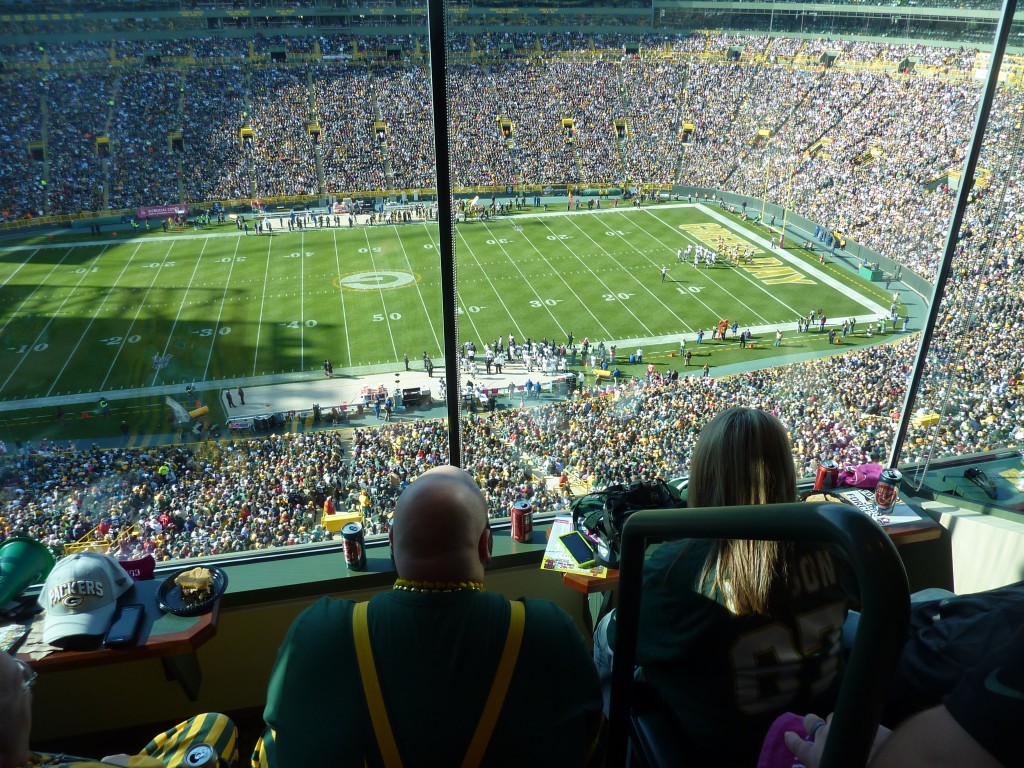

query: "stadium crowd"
xmin=181 ymin=67 xmax=251 ymax=203
xmin=0 ymin=29 xmax=1005 ymax=257
xmin=246 ymin=67 xmax=319 ymax=198
xmin=2 ymin=29 xmax=1024 ymax=562
xmin=314 ymin=67 xmax=387 ymax=193
xmin=5 ymin=326 xmax=1022 ymax=561
xmin=0 ymin=77 xmax=44 ymax=223
xmin=373 ymin=65 xmax=436 ymax=190
xmin=45 ymin=72 xmax=111 ymax=216
xmin=107 ymin=67 xmax=183 ymax=210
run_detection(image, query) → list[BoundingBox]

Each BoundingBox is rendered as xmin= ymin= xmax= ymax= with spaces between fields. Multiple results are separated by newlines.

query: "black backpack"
xmin=885 ymin=580 xmax=1024 ymax=725
xmin=572 ymin=479 xmax=685 ymax=568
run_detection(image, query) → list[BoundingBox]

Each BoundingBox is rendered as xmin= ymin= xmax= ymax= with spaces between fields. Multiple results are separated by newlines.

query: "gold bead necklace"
xmin=393 ymin=578 xmax=485 ymax=593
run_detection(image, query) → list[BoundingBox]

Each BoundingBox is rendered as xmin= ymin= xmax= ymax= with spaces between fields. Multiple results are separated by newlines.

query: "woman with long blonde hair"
xmin=594 ymin=407 xmax=851 ymax=767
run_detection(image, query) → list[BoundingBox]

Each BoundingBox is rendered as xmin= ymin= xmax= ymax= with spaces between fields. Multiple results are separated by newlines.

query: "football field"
xmin=0 ymin=203 xmax=888 ymax=403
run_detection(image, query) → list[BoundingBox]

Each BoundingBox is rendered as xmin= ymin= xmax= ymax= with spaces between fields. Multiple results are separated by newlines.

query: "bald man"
xmin=259 ymin=466 xmax=604 ymax=767
xmin=391 ymin=465 xmax=493 ymax=585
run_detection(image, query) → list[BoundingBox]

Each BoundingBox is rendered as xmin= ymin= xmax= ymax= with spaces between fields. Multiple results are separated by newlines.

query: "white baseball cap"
xmin=38 ymin=553 xmax=134 ymax=647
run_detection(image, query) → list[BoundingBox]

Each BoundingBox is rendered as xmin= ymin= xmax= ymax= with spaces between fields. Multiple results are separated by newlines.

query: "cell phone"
xmin=104 ymin=604 xmax=144 ymax=647
xmin=559 ymin=531 xmax=596 ymax=568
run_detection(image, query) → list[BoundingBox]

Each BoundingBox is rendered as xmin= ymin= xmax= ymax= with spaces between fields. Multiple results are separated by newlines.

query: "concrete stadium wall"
xmin=921 ymin=498 xmax=1024 ymax=593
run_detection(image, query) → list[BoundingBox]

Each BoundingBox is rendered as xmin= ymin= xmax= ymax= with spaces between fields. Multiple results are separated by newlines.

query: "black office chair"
xmin=607 ymin=502 xmax=910 ymax=768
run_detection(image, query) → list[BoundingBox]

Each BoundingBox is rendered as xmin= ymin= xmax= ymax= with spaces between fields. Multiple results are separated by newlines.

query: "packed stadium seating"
xmin=1 ymin=31 xmax=1013 ymax=287
xmin=2 ymin=29 xmax=1024 ymax=561
xmin=8 ymin=328 xmax=1020 ymax=560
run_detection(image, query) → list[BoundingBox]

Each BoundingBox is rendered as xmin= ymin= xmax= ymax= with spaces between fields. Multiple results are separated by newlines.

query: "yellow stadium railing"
xmin=63 ymin=522 xmax=140 ymax=556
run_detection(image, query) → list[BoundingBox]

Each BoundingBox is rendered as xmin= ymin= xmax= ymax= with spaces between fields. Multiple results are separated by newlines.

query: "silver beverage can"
xmin=874 ymin=468 xmax=902 ymax=515
xmin=183 ymin=744 xmax=219 ymax=767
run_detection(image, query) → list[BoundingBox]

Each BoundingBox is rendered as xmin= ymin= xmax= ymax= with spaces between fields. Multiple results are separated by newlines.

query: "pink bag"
xmin=758 ymin=712 xmax=808 ymax=768
xmin=836 ymin=463 xmax=882 ymax=489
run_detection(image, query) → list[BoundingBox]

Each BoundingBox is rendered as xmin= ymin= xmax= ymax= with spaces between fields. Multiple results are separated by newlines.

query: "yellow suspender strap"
xmin=461 ymin=600 xmax=526 ymax=768
xmin=352 ymin=599 xmax=527 ymax=768
xmin=353 ymin=601 xmax=404 ymax=768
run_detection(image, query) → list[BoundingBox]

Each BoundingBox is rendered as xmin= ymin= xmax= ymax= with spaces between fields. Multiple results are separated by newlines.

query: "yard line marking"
xmin=535 ymin=217 xmax=656 ymax=337
xmin=200 ymin=235 xmax=241 ymax=383
xmin=50 ymin=241 xmax=145 ymax=397
xmin=602 ymin=207 xmax=765 ymax=325
xmin=638 ymin=207 xmax=774 ymax=321
xmin=483 ymin=219 xmax=612 ymax=339
xmin=598 ymin=210 xmax=770 ymax=333
xmin=363 ymin=228 xmax=399 ymax=360
xmin=393 ymin=227 xmax=443 ymax=355
xmin=99 ymin=241 xmax=176 ymax=391
xmin=331 ymin=229 xmax=353 ymax=369
xmin=610 ymin=207 xmax=765 ymax=321
xmin=697 ymin=204 xmax=887 ymax=314
xmin=0 ymin=247 xmax=103 ymax=397
xmin=561 ymin=215 xmax=692 ymax=334
xmin=448 ymin=230 xmax=488 ymax=344
xmin=0 ymin=248 xmax=39 ymax=291
xmin=150 ymin=238 xmax=209 ymax=387
xmin=419 ymin=221 xmax=473 ymax=352
xmin=251 ymin=233 xmax=275 ymax=375
xmin=0 ymin=248 xmax=74 ymax=342
xmin=453 ymin=226 xmax=525 ymax=340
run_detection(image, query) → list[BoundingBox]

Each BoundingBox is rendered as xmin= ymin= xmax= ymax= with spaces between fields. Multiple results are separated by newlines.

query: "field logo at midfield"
xmin=679 ymin=223 xmax=815 ymax=286
xmin=334 ymin=270 xmax=420 ymax=291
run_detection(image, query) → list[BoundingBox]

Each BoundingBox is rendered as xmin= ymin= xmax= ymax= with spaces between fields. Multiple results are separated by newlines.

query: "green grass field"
xmin=0 ymin=203 xmax=890 ymax=409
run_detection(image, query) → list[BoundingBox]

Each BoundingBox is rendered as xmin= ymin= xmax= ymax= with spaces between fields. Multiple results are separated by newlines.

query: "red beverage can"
xmin=874 ymin=468 xmax=902 ymax=515
xmin=342 ymin=522 xmax=367 ymax=570
xmin=511 ymin=500 xmax=533 ymax=543
xmin=814 ymin=460 xmax=840 ymax=491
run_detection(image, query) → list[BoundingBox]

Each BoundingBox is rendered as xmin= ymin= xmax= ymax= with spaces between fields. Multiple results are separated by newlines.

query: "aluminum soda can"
xmin=814 ymin=460 xmax=840 ymax=492
xmin=183 ymin=744 xmax=219 ymax=767
xmin=874 ymin=468 xmax=902 ymax=515
xmin=342 ymin=522 xmax=367 ymax=570
xmin=511 ymin=500 xmax=533 ymax=543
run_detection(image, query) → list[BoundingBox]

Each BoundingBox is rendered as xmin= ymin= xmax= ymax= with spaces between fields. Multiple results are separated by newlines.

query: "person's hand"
xmin=784 ymin=712 xmax=892 ymax=768
xmin=784 ymin=712 xmax=831 ymax=768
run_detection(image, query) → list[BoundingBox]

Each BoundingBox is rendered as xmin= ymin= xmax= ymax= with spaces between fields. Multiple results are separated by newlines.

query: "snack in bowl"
xmin=174 ymin=567 xmax=214 ymax=602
